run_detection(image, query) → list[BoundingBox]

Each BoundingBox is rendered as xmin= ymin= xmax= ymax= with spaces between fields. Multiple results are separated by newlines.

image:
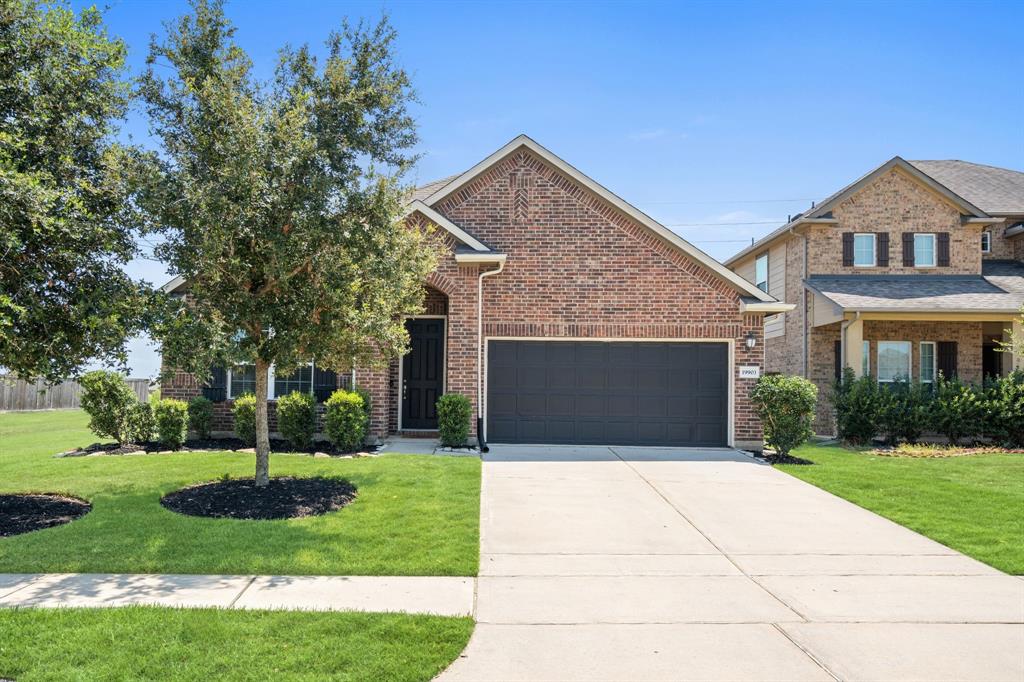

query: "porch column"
xmin=844 ymin=316 xmax=865 ymax=377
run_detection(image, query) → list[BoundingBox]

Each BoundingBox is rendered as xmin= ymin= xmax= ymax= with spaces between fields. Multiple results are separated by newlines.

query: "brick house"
xmin=725 ymin=158 xmax=1024 ymax=433
xmin=162 ymin=135 xmax=791 ymax=450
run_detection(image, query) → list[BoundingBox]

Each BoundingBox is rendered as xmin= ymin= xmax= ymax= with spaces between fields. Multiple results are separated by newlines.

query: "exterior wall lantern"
xmin=745 ymin=331 xmax=757 ymax=349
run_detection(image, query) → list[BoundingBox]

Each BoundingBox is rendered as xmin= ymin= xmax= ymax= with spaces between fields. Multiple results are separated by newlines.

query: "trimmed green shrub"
xmin=154 ymin=398 xmax=189 ymax=449
xmin=878 ymin=379 xmax=932 ymax=445
xmin=750 ymin=374 xmax=817 ymax=459
xmin=354 ymin=386 xmax=373 ymax=431
xmin=124 ymin=401 xmax=154 ymax=444
xmin=931 ymin=375 xmax=986 ymax=445
xmin=324 ymin=389 xmax=366 ymax=451
xmin=79 ymin=370 xmax=138 ymax=444
xmin=277 ymin=390 xmax=316 ymax=450
xmin=232 ymin=393 xmax=257 ymax=446
xmin=437 ymin=393 xmax=472 ymax=448
xmin=984 ymin=370 xmax=1024 ymax=447
xmin=187 ymin=396 xmax=214 ymax=439
xmin=831 ymin=368 xmax=884 ymax=444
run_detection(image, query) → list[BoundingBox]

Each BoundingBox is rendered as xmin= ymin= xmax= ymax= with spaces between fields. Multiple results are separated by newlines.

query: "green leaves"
xmin=751 ymin=374 xmax=818 ymax=458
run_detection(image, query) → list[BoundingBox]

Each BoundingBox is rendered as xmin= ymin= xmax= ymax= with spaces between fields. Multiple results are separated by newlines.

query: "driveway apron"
xmin=438 ymin=445 xmax=1024 ymax=682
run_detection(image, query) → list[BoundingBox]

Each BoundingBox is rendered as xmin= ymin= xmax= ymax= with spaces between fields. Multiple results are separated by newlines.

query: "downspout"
xmin=476 ymin=260 xmax=505 ymax=452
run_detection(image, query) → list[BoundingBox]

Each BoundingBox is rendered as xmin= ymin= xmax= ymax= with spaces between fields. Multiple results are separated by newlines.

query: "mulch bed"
xmin=57 ymin=438 xmax=375 ymax=458
xmin=0 ymin=493 xmax=92 ymax=537
xmin=160 ymin=476 xmax=357 ymax=520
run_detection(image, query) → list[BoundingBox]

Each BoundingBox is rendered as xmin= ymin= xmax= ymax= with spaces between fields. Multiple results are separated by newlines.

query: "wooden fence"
xmin=0 ymin=375 xmax=150 ymax=411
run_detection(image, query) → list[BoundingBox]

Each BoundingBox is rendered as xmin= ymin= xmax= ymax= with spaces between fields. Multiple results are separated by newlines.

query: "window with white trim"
xmin=920 ymin=342 xmax=936 ymax=383
xmin=877 ymin=341 xmax=911 ymax=383
xmin=229 ymin=364 xmax=256 ymax=398
xmin=862 ymin=341 xmax=870 ymax=377
xmin=227 ymin=362 xmax=315 ymax=399
xmin=914 ymin=233 xmax=936 ymax=267
xmin=755 ymin=253 xmax=769 ymax=292
xmin=853 ymin=234 xmax=876 ymax=267
xmin=981 ymin=231 xmax=991 ymax=253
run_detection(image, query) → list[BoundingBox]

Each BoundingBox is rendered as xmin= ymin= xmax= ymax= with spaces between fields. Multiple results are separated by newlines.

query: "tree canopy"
xmin=0 ymin=0 xmax=152 ymax=382
xmin=136 ymin=0 xmax=435 ymax=484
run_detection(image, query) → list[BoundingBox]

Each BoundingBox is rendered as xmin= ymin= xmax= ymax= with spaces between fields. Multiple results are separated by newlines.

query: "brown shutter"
xmin=842 ymin=233 xmax=854 ymax=267
xmin=834 ymin=340 xmax=843 ymax=380
xmin=937 ymin=341 xmax=958 ymax=379
xmin=902 ymin=233 xmax=915 ymax=266
xmin=937 ymin=232 xmax=950 ymax=266
xmin=877 ymin=233 xmax=889 ymax=266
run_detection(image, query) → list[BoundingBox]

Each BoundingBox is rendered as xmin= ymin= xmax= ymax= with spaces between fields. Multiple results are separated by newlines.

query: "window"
xmin=920 ymin=342 xmax=936 ymax=383
xmin=754 ymin=253 xmax=769 ymax=292
xmin=914 ymin=233 xmax=936 ymax=267
xmin=862 ymin=341 xmax=870 ymax=377
xmin=853 ymin=233 xmax=876 ymax=267
xmin=274 ymin=364 xmax=313 ymax=397
xmin=229 ymin=364 xmax=256 ymax=398
xmin=877 ymin=341 xmax=911 ymax=383
xmin=227 ymin=362 xmax=315 ymax=399
xmin=981 ymin=231 xmax=991 ymax=253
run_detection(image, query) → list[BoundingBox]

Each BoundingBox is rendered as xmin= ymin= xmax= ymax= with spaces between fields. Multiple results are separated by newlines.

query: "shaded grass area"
xmin=781 ymin=442 xmax=1024 ymax=574
xmin=0 ymin=607 xmax=473 ymax=682
xmin=0 ymin=410 xmax=480 ymax=576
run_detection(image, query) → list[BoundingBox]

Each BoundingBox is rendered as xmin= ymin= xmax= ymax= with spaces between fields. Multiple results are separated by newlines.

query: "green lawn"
xmin=781 ymin=442 xmax=1024 ymax=574
xmin=0 ymin=607 xmax=473 ymax=682
xmin=0 ymin=409 xmax=480 ymax=576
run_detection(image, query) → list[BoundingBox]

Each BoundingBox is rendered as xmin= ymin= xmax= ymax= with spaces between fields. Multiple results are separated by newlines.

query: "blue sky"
xmin=77 ymin=0 xmax=1023 ymax=377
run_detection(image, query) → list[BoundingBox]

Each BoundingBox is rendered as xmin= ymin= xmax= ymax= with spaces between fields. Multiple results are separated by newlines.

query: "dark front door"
xmin=402 ymin=318 xmax=445 ymax=429
xmin=983 ymin=344 xmax=1002 ymax=379
xmin=487 ymin=340 xmax=729 ymax=446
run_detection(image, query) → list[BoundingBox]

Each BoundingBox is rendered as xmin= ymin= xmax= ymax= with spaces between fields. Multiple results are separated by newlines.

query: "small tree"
xmin=138 ymin=2 xmax=434 ymax=485
xmin=79 ymin=370 xmax=138 ymax=444
xmin=750 ymin=375 xmax=817 ymax=460
xmin=996 ymin=306 xmax=1023 ymax=358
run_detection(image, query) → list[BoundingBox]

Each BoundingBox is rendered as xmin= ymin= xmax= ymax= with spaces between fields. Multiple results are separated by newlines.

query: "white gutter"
xmin=477 ymin=259 xmax=506 ymax=444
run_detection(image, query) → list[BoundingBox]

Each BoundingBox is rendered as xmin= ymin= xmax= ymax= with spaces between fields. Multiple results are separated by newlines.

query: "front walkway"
xmin=0 ymin=573 xmax=472 ymax=616
xmin=439 ymin=445 xmax=1024 ymax=681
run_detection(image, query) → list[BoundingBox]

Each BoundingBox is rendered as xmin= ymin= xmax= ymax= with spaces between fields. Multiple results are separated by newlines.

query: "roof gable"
xmin=422 ymin=134 xmax=777 ymax=303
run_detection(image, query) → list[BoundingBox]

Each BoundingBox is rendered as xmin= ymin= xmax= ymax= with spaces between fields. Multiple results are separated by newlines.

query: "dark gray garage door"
xmin=486 ymin=340 xmax=728 ymax=446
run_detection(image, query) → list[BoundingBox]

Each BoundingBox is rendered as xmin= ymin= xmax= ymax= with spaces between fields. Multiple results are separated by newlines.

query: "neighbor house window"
xmin=914 ymin=233 xmax=936 ymax=267
xmin=920 ymin=342 xmax=936 ymax=383
xmin=853 ymin=234 xmax=876 ymax=267
xmin=877 ymin=341 xmax=911 ymax=383
xmin=981 ymin=231 xmax=991 ymax=253
xmin=755 ymin=253 xmax=769 ymax=292
xmin=228 ymin=362 xmax=315 ymax=399
xmin=862 ymin=341 xmax=870 ymax=377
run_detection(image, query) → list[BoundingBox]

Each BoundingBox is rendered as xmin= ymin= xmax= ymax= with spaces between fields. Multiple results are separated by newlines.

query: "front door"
xmin=402 ymin=318 xmax=445 ymax=429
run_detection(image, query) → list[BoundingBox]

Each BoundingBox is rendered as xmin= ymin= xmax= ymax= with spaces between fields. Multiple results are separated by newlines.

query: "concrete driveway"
xmin=438 ymin=445 xmax=1024 ymax=681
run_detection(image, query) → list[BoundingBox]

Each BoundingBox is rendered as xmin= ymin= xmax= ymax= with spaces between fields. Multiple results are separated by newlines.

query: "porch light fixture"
xmin=745 ymin=331 xmax=757 ymax=349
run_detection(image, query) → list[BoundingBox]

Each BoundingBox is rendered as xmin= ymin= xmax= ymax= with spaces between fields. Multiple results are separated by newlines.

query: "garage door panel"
xmin=487 ymin=340 xmax=728 ymax=446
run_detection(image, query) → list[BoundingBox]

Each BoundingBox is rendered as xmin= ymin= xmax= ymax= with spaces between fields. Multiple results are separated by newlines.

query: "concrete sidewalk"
xmin=439 ymin=444 xmax=1024 ymax=682
xmin=0 ymin=573 xmax=473 ymax=616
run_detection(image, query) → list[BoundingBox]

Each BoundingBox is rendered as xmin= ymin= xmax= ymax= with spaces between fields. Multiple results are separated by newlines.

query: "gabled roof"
xmin=402 ymin=200 xmax=493 ymax=252
xmin=410 ymin=174 xmax=460 ymax=203
xmin=908 ymin=160 xmax=1024 ymax=215
xmin=725 ymin=156 xmax=993 ymax=267
xmin=419 ymin=134 xmax=778 ymax=303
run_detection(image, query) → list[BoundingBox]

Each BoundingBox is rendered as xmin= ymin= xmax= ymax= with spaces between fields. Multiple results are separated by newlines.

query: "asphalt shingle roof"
xmin=410 ymin=174 xmax=461 ymax=203
xmin=806 ymin=266 xmax=1024 ymax=312
xmin=908 ymin=160 xmax=1024 ymax=215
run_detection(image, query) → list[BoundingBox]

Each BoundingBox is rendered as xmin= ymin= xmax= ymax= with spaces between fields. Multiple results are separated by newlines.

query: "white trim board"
xmin=402 ymin=200 xmax=491 ymax=252
xmin=482 ymin=336 xmax=737 ymax=448
xmin=422 ymin=134 xmax=778 ymax=304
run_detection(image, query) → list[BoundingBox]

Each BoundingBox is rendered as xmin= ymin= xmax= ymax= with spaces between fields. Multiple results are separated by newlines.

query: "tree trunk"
xmin=254 ymin=357 xmax=271 ymax=487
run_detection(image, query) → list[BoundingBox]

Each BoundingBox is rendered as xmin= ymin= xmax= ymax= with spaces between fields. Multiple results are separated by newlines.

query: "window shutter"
xmin=202 ymin=366 xmax=227 ymax=401
xmin=313 ymin=366 xmax=338 ymax=402
xmin=902 ymin=233 xmax=915 ymax=266
xmin=877 ymin=233 xmax=890 ymax=266
xmin=937 ymin=232 xmax=951 ymax=266
xmin=834 ymin=340 xmax=843 ymax=380
xmin=937 ymin=341 xmax=958 ymax=379
xmin=841 ymin=233 xmax=854 ymax=267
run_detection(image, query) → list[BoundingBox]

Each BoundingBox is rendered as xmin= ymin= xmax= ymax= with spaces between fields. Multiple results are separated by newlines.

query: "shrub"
xmin=79 ymin=370 xmax=138 ymax=444
xmin=154 ymin=398 xmax=189 ymax=449
xmin=831 ymin=368 xmax=883 ymax=444
xmin=750 ymin=374 xmax=817 ymax=459
xmin=187 ymin=396 xmax=214 ymax=439
xmin=354 ymin=386 xmax=373 ymax=430
xmin=324 ymin=389 xmax=366 ymax=451
xmin=877 ymin=379 xmax=932 ymax=445
xmin=277 ymin=390 xmax=316 ymax=450
xmin=437 ymin=393 xmax=472 ymax=448
xmin=985 ymin=370 xmax=1024 ymax=447
xmin=124 ymin=401 xmax=154 ymax=444
xmin=931 ymin=375 xmax=986 ymax=445
xmin=232 ymin=393 xmax=257 ymax=446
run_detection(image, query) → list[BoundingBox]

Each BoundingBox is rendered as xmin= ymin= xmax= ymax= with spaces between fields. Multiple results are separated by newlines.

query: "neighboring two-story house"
xmin=726 ymin=158 xmax=1024 ymax=433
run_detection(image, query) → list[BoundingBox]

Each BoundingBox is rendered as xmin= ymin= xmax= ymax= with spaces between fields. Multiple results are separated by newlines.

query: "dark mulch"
xmin=757 ymin=451 xmax=814 ymax=465
xmin=0 ymin=493 xmax=92 ymax=537
xmin=59 ymin=438 xmax=373 ymax=458
xmin=160 ymin=477 xmax=357 ymax=520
